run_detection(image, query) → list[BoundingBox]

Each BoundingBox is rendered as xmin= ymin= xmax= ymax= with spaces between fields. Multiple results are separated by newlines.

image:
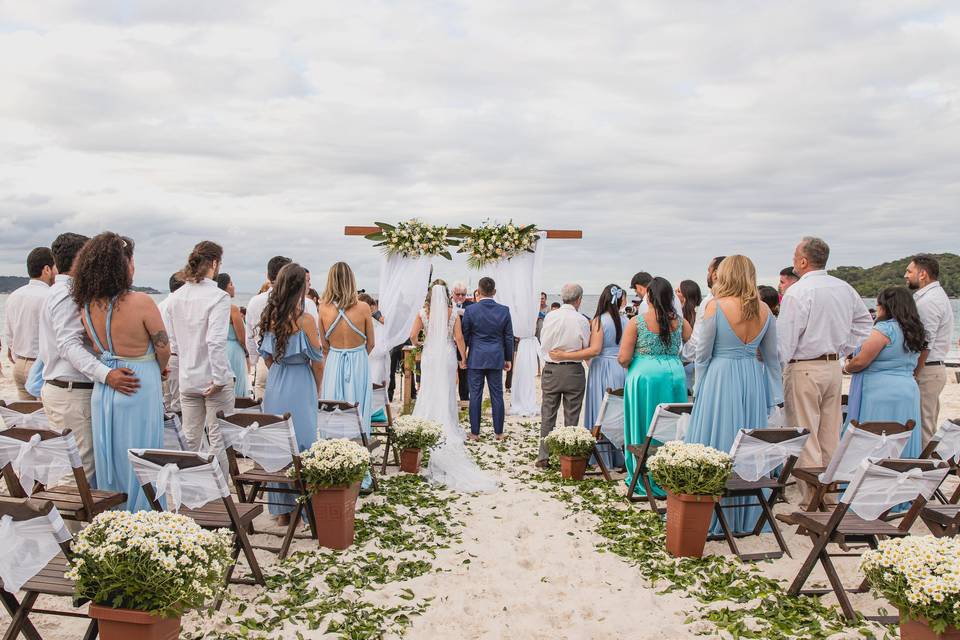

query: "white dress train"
xmin=414 ymin=286 xmax=498 ymax=493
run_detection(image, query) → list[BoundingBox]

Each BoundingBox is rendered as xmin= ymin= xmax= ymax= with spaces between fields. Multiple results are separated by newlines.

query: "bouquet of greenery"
xmin=648 ymin=441 xmax=732 ymax=496
xmin=862 ymin=536 xmax=960 ymax=632
xmin=545 ymin=426 xmax=596 ymax=458
xmin=364 ymin=220 xmax=453 ymax=259
xmin=297 ymin=438 xmax=370 ymax=489
xmin=455 ymin=221 xmax=538 ymax=268
xmin=66 ymin=511 xmax=232 ymax=617
xmin=392 ymin=415 xmax=444 ymax=451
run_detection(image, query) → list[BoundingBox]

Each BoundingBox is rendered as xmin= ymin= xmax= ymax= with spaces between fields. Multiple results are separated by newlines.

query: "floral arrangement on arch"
xmin=67 ymin=510 xmax=233 ymax=617
xmin=861 ymin=536 xmax=960 ymax=632
xmin=454 ymin=221 xmax=539 ymax=268
xmin=364 ymin=220 xmax=454 ymax=260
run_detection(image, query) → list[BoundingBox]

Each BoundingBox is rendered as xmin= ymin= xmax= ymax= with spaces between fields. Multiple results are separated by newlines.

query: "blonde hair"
xmin=711 ymin=255 xmax=761 ymax=321
xmin=322 ymin=262 xmax=359 ymax=309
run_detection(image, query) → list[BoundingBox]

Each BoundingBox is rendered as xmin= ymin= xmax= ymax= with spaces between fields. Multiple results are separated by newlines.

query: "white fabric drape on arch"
xmin=485 ymin=234 xmax=545 ymax=416
xmin=370 ymin=254 xmax=433 ymax=384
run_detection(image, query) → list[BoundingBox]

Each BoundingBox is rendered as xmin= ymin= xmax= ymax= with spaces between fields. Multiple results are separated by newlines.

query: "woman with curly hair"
xmin=72 ymin=232 xmax=170 ymax=511
xmin=843 ymin=286 xmax=926 ymax=458
xmin=257 ymin=262 xmax=324 ymax=525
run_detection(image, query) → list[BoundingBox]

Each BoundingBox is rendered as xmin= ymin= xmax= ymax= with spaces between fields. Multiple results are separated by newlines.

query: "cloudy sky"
xmin=1 ymin=1 xmax=958 ymax=294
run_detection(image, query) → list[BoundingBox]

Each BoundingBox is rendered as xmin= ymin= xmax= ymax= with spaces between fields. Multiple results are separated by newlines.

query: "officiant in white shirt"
xmin=4 ymin=247 xmax=56 ymax=399
xmin=778 ymin=237 xmax=872 ymax=505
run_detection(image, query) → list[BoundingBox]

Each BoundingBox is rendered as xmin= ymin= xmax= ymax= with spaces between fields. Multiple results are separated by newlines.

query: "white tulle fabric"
xmin=415 ymin=286 xmax=497 ymax=493
xmin=934 ymin=419 xmax=960 ymax=464
xmin=0 ymin=509 xmax=71 ymax=593
xmin=371 ymin=384 xmax=388 ymax=416
xmin=767 ymin=406 xmax=787 ymax=428
xmin=841 ymin=460 xmax=949 ymax=521
xmin=729 ymin=429 xmax=810 ymax=482
xmin=127 ymin=450 xmax=230 ymax=513
xmin=0 ymin=406 xmax=51 ymax=430
xmin=596 ymin=392 xmax=625 ymax=449
xmin=0 ymin=433 xmax=80 ymax=496
xmin=317 ymin=407 xmax=363 ymax=440
xmin=219 ymin=418 xmax=297 ymax=472
xmin=163 ymin=414 xmax=188 ymax=451
xmin=818 ymin=426 xmax=913 ymax=484
xmin=372 ymin=254 xmax=434 ymax=366
xmin=485 ymin=233 xmax=545 ymax=416
xmin=647 ymin=404 xmax=692 ymax=442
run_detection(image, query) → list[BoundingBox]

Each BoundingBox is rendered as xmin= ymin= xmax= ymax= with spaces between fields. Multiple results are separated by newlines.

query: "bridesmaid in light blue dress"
xmin=549 ymin=283 xmax=628 ymax=470
xmin=216 ymin=273 xmax=251 ymax=399
xmin=685 ymin=256 xmax=782 ymax=536
xmin=844 ymin=286 xmax=924 ymax=458
xmin=73 ymin=233 xmax=169 ymax=512
xmin=256 ymin=263 xmax=324 ymax=521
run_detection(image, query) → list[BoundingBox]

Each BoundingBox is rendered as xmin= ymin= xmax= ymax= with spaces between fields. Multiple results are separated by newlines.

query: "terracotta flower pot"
xmin=900 ymin=614 xmax=960 ymax=639
xmin=399 ymin=448 xmax=422 ymax=473
xmin=88 ymin=604 xmax=180 ymax=640
xmin=560 ymin=455 xmax=588 ymax=480
xmin=309 ymin=481 xmax=361 ymax=550
xmin=664 ymin=491 xmax=721 ymax=558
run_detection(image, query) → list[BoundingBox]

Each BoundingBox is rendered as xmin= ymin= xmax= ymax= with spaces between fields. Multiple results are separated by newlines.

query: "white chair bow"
xmin=0 ymin=407 xmax=51 ymax=430
xmin=0 ymin=433 xmax=80 ymax=496
xmin=648 ymin=404 xmax=692 ymax=443
xmin=818 ymin=426 xmax=912 ymax=484
xmin=0 ymin=508 xmax=71 ymax=593
xmin=127 ymin=450 xmax=230 ymax=513
xmin=842 ymin=460 xmax=948 ymax=521
xmin=219 ymin=418 xmax=297 ymax=472
xmin=730 ymin=430 xmax=809 ymax=482
xmin=933 ymin=419 xmax=960 ymax=464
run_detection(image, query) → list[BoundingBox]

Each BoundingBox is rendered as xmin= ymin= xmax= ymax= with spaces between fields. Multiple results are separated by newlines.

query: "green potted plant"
xmin=545 ymin=426 xmax=597 ymax=480
xmin=297 ymin=438 xmax=370 ymax=550
xmin=392 ymin=415 xmax=444 ymax=473
xmin=862 ymin=536 xmax=960 ymax=639
xmin=648 ymin=441 xmax=732 ymax=558
xmin=67 ymin=510 xmax=232 ymax=640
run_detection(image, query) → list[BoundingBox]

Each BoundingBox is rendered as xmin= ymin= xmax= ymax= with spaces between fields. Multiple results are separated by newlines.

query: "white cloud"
xmin=0 ymin=1 xmax=958 ymax=294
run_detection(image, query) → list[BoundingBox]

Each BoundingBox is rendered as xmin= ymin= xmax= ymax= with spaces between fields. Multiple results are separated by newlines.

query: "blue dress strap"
xmin=83 ymin=299 xmax=116 ymax=355
xmin=325 ymin=308 xmax=366 ymax=340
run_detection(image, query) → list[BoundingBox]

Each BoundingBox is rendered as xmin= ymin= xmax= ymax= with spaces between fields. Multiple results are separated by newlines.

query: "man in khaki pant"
xmin=778 ymin=237 xmax=872 ymax=506
xmin=905 ymin=254 xmax=954 ymax=445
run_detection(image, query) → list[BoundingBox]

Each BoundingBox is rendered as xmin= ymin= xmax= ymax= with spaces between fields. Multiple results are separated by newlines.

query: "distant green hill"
xmin=0 ymin=275 xmax=160 ymax=295
xmin=830 ymin=253 xmax=960 ymax=298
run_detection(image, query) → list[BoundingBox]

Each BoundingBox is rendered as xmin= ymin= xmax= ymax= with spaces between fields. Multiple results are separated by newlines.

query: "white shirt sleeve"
xmin=50 ymin=294 xmax=111 ymax=384
xmin=915 ymin=294 xmax=941 ymax=348
xmin=776 ymin=290 xmax=805 ymax=367
xmin=844 ymin=294 xmax=873 ymax=357
xmin=244 ymin=295 xmax=261 ymax=366
xmin=207 ymin=295 xmax=233 ymax=388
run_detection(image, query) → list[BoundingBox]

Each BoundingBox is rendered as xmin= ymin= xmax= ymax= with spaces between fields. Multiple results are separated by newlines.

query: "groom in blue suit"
xmin=461 ymin=277 xmax=514 ymax=439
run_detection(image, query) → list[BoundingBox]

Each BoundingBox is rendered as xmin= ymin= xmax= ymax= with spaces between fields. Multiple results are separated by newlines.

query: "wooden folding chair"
xmin=625 ymin=403 xmax=693 ymax=509
xmin=791 ymin=420 xmax=915 ymax=512
xmin=0 ymin=401 xmax=50 ymax=430
xmin=128 ymin=449 xmax=265 ymax=607
xmin=216 ymin=411 xmax=316 ymax=559
xmin=920 ymin=504 xmax=960 ymax=537
xmin=716 ymin=428 xmax=810 ymax=562
xmin=918 ymin=418 xmax=960 ymax=504
xmin=786 ymin=458 xmax=949 ymax=622
xmin=586 ymin=388 xmax=625 ymax=482
xmin=232 ymin=397 xmax=263 ymax=414
xmin=0 ymin=428 xmax=126 ymax=523
xmin=0 ymin=497 xmax=98 ymax=640
xmin=318 ymin=400 xmax=380 ymax=492
xmin=370 ymin=383 xmax=399 ymax=474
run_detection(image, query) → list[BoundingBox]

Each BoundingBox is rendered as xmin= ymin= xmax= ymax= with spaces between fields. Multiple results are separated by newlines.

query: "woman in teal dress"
xmin=257 ymin=263 xmax=324 ymax=525
xmin=319 ymin=262 xmax=375 ymax=489
xmin=619 ymin=277 xmax=691 ymax=493
xmin=216 ymin=273 xmax=251 ymax=399
xmin=72 ymin=233 xmax=170 ymax=512
xmin=843 ymin=286 xmax=925 ymax=458
xmin=684 ymin=256 xmax=782 ymax=535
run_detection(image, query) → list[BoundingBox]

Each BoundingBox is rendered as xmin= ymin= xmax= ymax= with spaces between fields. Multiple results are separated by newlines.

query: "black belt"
xmin=16 ymin=356 xmax=37 ymax=362
xmin=46 ymin=379 xmax=94 ymax=390
xmin=546 ymin=361 xmax=581 ymax=366
xmin=789 ymin=354 xmax=840 ymax=364
xmin=926 ymin=361 xmax=944 ymax=367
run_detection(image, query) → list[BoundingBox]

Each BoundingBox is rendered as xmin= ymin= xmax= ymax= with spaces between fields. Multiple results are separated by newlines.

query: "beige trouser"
xmin=180 ymin=385 xmax=234 ymax=471
xmin=784 ymin=360 xmax=843 ymax=504
xmin=41 ymin=382 xmax=96 ymax=482
xmin=917 ymin=364 xmax=946 ymax=447
xmin=253 ymin=359 xmax=269 ymax=401
xmin=13 ymin=357 xmax=37 ymax=400
xmin=539 ymin=363 xmax=586 ymax=461
xmin=162 ymin=354 xmax=180 ymax=414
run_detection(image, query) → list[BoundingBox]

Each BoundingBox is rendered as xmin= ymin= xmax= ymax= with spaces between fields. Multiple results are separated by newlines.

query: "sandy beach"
xmin=2 ymin=369 xmax=959 ymax=639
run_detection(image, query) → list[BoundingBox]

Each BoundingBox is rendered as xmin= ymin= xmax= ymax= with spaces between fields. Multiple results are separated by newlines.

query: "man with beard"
xmin=905 ymin=254 xmax=954 ymax=446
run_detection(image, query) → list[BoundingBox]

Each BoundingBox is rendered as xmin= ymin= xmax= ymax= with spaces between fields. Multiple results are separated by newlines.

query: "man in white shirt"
xmin=680 ymin=256 xmax=725 ymax=364
xmin=905 ymin=254 xmax=955 ymax=445
xmin=778 ymin=237 xmax=872 ymax=504
xmin=632 ymin=271 xmax=685 ymax=319
xmin=157 ymin=273 xmax=185 ymax=413
xmin=38 ymin=233 xmax=140 ymax=483
xmin=165 ymin=241 xmax=234 ymax=461
xmin=4 ymin=247 xmax=56 ymax=399
xmin=536 ymin=283 xmax=591 ymax=466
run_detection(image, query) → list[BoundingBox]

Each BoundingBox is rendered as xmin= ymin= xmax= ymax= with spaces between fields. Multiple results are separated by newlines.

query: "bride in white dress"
xmin=410 ymin=283 xmax=498 ymax=493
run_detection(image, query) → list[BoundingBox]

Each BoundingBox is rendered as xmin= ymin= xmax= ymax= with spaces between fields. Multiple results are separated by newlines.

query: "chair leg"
xmin=592 ymin=444 xmax=612 ymax=482
xmin=642 ymin=476 xmax=662 ymax=513
xmin=235 ymin=525 xmax=265 ymax=585
xmin=625 ymin=466 xmax=641 ymax=502
xmin=758 ymin=492 xmax=792 ymax=558
xmin=788 ymin=532 xmax=831 ymax=597
xmin=380 ymin=435 xmax=391 ymax=475
xmin=714 ymin=503 xmax=742 ymax=559
xmin=82 ymin=619 xmax=99 ymax=640
xmin=820 ymin=551 xmax=857 ymax=621
xmin=806 ymin=483 xmax=827 ymax=512
xmin=279 ymin=503 xmax=301 ymax=560
xmin=2 ymin=591 xmax=40 ymax=640
xmin=214 ymin=539 xmax=242 ymax=611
